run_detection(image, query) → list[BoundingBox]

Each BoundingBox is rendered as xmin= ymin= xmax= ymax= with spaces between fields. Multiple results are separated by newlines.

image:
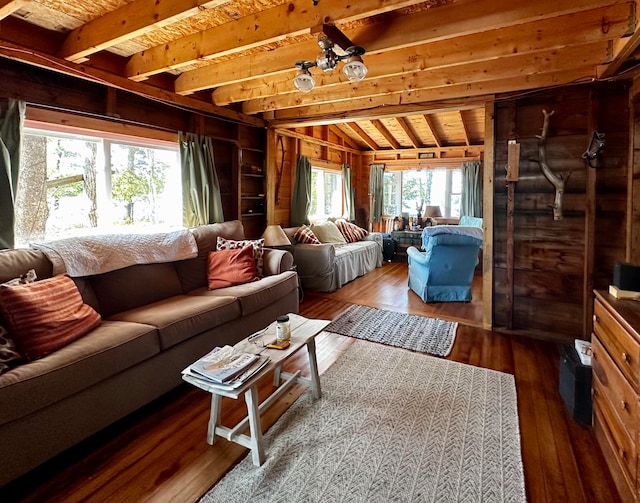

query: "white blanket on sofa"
xmin=31 ymin=229 xmax=198 ymax=277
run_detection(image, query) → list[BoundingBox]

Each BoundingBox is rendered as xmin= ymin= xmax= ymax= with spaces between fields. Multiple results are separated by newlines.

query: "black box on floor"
xmin=559 ymin=344 xmax=592 ymax=426
xmin=382 ymin=238 xmax=396 ymax=262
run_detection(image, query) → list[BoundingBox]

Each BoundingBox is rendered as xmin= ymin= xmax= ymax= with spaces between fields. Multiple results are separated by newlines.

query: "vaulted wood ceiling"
xmin=1 ymin=0 xmax=639 ymax=151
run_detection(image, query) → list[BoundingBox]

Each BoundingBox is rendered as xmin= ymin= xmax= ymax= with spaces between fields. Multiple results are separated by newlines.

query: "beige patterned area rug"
xmin=201 ymin=340 xmax=526 ymax=503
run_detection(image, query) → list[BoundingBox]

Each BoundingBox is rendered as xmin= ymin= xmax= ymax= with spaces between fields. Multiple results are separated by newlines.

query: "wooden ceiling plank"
xmin=344 ymin=122 xmax=379 ymax=151
xmin=423 ymin=115 xmax=442 ymax=148
xmin=459 ymin=110 xmax=471 ymax=146
xmin=125 ymin=0 xmax=425 ymax=81
xmin=395 ymin=117 xmax=422 ymax=148
xmin=241 ymin=40 xmax=609 ymax=114
xmin=60 ymin=0 xmax=230 ymax=63
xmin=180 ymin=2 xmax=632 ymax=95
xmin=175 ymin=39 xmax=320 ymax=94
xmin=371 ymin=119 xmax=401 ymax=149
xmin=350 ymin=0 xmax=631 ymax=55
xmin=268 ymin=68 xmax=594 ymax=125
xmin=0 ymin=0 xmax=29 ymax=21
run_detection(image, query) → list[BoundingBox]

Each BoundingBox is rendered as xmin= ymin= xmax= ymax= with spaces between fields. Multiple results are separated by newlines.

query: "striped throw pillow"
xmin=293 ymin=225 xmax=321 ymax=245
xmin=0 ymin=275 xmax=101 ymax=361
xmin=336 ymin=219 xmax=368 ymax=243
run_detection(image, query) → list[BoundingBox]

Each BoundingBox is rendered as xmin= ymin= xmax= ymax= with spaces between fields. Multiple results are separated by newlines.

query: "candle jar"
xmin=276 ymin=315 xmax=291 ymax=341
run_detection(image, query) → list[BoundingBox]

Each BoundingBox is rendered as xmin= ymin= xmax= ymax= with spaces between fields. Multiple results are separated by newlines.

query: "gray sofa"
xmin=0 ymin=220 xmax=299 ymax=487
xmin=284 ymin=226 xmax=383 ymax=292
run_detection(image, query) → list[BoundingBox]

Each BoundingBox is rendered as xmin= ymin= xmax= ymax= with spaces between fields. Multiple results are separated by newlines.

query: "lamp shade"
xmin=343 ymin=57 xmax=368 ymax=82
xmin=425 ymin=206 xmax=442 ymax=218
xmin=262 ymin=225 xmax=291 ymax=247
xmin=293 ymin=69 xmax=315 ymax=93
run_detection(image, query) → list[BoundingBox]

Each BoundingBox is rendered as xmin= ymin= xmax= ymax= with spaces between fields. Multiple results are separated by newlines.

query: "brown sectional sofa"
xmin=0 ymin=220 xmax=299 ymax=487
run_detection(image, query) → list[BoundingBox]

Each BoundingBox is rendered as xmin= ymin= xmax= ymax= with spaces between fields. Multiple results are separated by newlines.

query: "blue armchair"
xmin=407 ymin=226 xmax=483 ymax=302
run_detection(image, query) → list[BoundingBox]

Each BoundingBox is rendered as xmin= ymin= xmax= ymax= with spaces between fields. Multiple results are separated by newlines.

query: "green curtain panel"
xmin=342 ymin=164 xmax=355 ymax=221
xmin=461 ymin=160 xmax=482 ymax=218
xmin=179 ymin=132 xmax=224 ymax=227
xmin=369 ymin=164 xmax=385 ymax=224
xmin=291 ymin=155 xmax=311 ymax=226
xmin=0 ymin=99 xmax=25 ymax=250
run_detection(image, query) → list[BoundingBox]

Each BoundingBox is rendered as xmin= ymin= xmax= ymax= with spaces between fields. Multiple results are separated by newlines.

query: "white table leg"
xmin=307 ymin=338 xmax=321 ymax=399
xmin=244 ymin=384 xmax=265 ymax=466
xmin=207 ymin=393 xmax=222 ymax=445
xmin=273 ymin=364 xmax=282 ymax=386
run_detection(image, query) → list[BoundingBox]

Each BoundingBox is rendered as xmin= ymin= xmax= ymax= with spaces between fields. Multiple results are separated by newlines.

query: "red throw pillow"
xmin=207 ymin=245 xmax=259 ymax=289
xmin=0 ymin=275 xmax=102 ymax=361
xmin=216 ymin=237 xmax=264 ymax=276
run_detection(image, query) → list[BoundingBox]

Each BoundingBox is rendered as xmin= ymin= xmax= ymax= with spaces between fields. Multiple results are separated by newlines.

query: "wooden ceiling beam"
xmin=310 ymin=24 xmax=355 ymax=52
xmin=125 ymin=0 xmax=424 ymax=81
xmin=459 ymin=111 xmax=471 ymax=146
xmin=395 ymin=117 xmax=422 ymax=148
xmin=179 ymin=2 xmax=631 ymax=95
xmin=598 ymin=5 xmax=640 ymax=78
xmin=241 ymin=41 xmax=609 ymax=114
xmin=344 ymin=122 xmax=379 ymax=151
xmin=0 ymin=0 xmax=28 ymax=21
xmin=268 ymin=68 xmax=594 ymax=124
xmin=59 ymin=0 xmax=229 ymax=63
xmin=371 ymin=120 xmax=401 ymax=149
xmin=423 ymin=115 xmax=442 ymax=148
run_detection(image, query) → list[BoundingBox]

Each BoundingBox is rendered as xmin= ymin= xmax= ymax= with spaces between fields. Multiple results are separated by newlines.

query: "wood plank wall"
xmin=493 ymin=83 xmax=629 ymax=341
xmin=266 ymin=126 xmax=363 ymax=227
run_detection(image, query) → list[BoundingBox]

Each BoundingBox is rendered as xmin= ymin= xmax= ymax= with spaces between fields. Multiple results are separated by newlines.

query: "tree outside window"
xmin=15 ymin=129 xmax=181 ymax=247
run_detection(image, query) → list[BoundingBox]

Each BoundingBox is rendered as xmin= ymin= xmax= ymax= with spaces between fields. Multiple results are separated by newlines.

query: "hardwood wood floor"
xmin=5 ymin=262 xmax=618 ymax=503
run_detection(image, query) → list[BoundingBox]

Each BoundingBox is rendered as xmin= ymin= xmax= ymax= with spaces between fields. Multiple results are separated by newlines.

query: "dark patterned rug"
xmin=325 ymin=304 xmax=458 ymax=357
xmin=201 ymin=340 xmax=525 ymax=503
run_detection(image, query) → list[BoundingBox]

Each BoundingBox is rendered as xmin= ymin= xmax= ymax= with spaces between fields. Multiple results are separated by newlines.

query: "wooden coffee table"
xmin=182 ymin=313 xmax=329 ymax=466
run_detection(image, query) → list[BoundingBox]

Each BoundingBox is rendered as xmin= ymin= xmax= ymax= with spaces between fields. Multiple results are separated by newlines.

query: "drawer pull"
xmin=622 ymin=352 xmax=630 ymax=364
xmin=620 ymin=448 xmax=627 ymax=459
xmin=621 ymin=400 xmax=628 ymax=410
xmin=593 ymin=314 xmax=599 ymax=323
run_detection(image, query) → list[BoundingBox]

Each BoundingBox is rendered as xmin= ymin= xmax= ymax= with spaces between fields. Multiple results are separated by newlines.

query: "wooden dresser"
xmin=592 ymin=290 xmax=640 ymax=502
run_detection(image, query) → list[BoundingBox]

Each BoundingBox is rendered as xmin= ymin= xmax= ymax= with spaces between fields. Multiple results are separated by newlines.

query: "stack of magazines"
xmin=182 ymin=345 xmax=270 ymax=388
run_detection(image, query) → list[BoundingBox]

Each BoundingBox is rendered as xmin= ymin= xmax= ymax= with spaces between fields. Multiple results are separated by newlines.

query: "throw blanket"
xmin=32 ymin=229 xmax=198 ymax=277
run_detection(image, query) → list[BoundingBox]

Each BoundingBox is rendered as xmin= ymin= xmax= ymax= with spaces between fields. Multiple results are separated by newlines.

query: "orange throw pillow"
xmin=0 ymin=275 xmax=102 ymax=361
xmin=207 ymin=245 xmax=259 ymax=290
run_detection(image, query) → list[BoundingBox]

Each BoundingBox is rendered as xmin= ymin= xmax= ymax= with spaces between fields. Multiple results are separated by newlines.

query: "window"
xmin=309 ymin=167 xmax=343 ymax=221
xmin=15 ymin=126 xmax=181 ymax=247
xmin=383 ymin=168 xmax=461 ymax=218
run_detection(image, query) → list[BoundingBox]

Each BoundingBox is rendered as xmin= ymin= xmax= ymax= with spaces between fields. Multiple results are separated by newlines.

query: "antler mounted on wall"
xmin=531 ymin=109 xmax=572 ymax=220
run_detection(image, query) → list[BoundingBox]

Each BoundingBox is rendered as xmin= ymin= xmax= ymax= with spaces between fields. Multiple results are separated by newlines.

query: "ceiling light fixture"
xmin=293 ymin=36 xmax=367 ymax=92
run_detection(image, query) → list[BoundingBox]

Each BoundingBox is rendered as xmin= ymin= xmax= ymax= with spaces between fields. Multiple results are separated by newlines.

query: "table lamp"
xmin=262 ymin=225 xmax=291 ymax=250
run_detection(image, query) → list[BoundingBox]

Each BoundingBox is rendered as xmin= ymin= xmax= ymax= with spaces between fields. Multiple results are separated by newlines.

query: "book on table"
xmin=185 ymin=345 xmax=263 ymax=384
